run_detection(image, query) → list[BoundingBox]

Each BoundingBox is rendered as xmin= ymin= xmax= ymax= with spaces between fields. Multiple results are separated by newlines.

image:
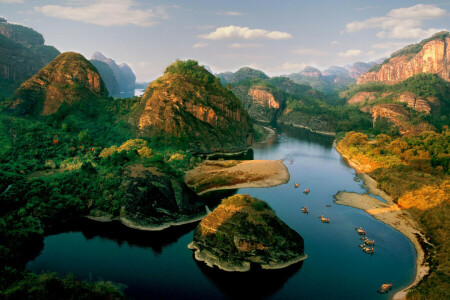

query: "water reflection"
xmin=195 ymin=259 xmax=303 ymax=299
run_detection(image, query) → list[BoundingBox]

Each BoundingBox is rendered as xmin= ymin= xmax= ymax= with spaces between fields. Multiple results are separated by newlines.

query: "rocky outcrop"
xmin=347 ymin=92 xmax=392 ymax=105
xmin=138 ymin=60 xmax=253 ymax=154
xmin=91 ymin=52 xmax=136 ymax=97
xmin=397 ymin=92 xmax=434 ymax=114
xmin=11 ymin=52 xmax=107 ymax=115
xmin=369 ymin=104 xmax=414 ymax=134
xmin=0 ymin=20 xmax=60 ymax=97
xmin=188 ymin=194 xmax=305 ymax=271
xmin=242 ymin=86 xmax=283 ymax=123
xmin=90 ymin=59 xmax=119 ymax=97
xmin=358 ymin=32 xmax=450 ymax=84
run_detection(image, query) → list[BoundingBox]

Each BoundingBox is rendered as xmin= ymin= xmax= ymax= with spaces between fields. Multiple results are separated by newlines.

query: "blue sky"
xmin=1 ymin=0 xmax=449 ymax=81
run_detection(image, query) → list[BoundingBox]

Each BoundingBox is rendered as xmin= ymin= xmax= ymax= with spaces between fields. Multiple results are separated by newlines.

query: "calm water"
xmin=27 ymin=125 xmax=416 ymax=299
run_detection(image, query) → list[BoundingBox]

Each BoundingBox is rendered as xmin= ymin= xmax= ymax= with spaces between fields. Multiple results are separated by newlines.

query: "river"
xmin=27 ymin=125 xmax=415 ymax=299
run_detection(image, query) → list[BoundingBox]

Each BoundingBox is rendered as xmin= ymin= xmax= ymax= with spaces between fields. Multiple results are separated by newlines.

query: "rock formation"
xmin=11 ymin=52 xmax=107 ymax=115
xmin=188 ymin=194 xmax=305 ymax=271
xmin=0 ymin=19 xmax=60 ymax=97
xmin=90 ymin=60 xmax=119 ymax=97
xmin=358 ymin=32 xmax=450 ymax=84
xmin=138 ymin=60 xmax=253 ymax=153
xmin=242 ymin=86 xmax=283 ymax=123
xmin=90 ymin=52 xmax=136 ymax=97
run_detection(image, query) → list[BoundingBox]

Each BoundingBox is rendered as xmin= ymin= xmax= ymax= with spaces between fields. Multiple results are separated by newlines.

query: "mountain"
xmin=90 ymin=60 xmax=119 ymax=97
xmin=10 ymin=52 xmax=107 ymax=115
xmin=137 ymin=60 xmax=253 ymax=153
xmin=90 ymin=52 xmax=136 ymax=97
xmin=0 ymin=19 xmax=60 ymax=98
xmin=358 ymin=31 xmax=450 ymax=84
xmin=217 ymin=67 xmax=269 ymax=85
xmin=346 ymin=62 xmax=377 ymax=79
xmin=188 ymin=194 xmax=305 ymax=272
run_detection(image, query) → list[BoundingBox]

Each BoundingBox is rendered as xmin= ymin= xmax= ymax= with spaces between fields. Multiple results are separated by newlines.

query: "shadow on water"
xmin=278 ymin=124 xmax=335 ymax=148
xmin=195 ymin=259 xmax=303 ymax=299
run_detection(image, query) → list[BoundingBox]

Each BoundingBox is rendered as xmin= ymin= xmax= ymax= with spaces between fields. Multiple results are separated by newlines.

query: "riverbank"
xmin=336 ymin=150 xmax=429 ymax=300
xmin=185 ymin=160 xmax=290 ymax=195
xmin=278 ymin=121 xmax=336 ymax=136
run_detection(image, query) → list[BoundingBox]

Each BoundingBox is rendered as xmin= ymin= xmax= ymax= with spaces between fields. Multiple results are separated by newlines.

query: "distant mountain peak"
xmin=91 ymin=51 xmax=108 ymax=61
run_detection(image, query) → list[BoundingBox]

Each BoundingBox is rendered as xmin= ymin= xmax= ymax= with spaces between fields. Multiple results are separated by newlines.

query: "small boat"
xmin=303 ymin=188 xmax=310 ymax=194
xmin=362 ymin=246 xmax=374 ymax=254
xmin=301 ymin=206 xmax=309 ymax=214
xmin=355 ymin=227 xmax=366 ymax=235
xmin=290 ymin=160 xmax=293 ymax=164
xmin=320 ymin=215 xmax=330 ymax=223
xmin=364 ymin=239 xmax=375 ymax=246
xmin=295 ymin=183 xmax=299 ymax=188
xmin=377 ymin=283 xmax=393 ymax=294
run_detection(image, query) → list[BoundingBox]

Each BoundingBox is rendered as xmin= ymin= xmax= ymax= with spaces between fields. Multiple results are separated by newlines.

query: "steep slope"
xmin=90 ymin=59 xmax=120 ymax=97
xmin=188 ymin=194 xmax=306 ymax=271
xmin=0 ymin=19 xmax=60 ymax=98
xmin=11 ymin=52 xmax=107 ymax=115
xmin=358 ymin=31 xmax=450 ymax=84
xmin=217 ymin=67 xmax=269 ymax=85
xmin=138 ymin=60 xmax=253 ymax=153
xmin=91 ymin=52 xmax=136 ymax=97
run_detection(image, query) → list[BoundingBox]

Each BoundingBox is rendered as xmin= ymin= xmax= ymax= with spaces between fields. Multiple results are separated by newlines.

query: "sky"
xmin=0 ymin=0 xmax=449 ymax=82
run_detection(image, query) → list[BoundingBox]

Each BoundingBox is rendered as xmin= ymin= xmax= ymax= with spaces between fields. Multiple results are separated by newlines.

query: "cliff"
xmin=11 ymin=52 xmax=107 ymax=115
xmin=90 ymin=59 xmax=120 ymax=97
xmin=91 ymin=52 xmax=136 ymax=97
xmin=188 ymin=194 xmax=305 ymax=271
xmin=358 ymin=31 xmax=450 ymax=84
xmin=138 ymin=60 xmax=253 ymax=154
xmin=0 ymin=19 xmax=60 ymax=97
xmin=243 ymin=86 xmax=283 ymax=123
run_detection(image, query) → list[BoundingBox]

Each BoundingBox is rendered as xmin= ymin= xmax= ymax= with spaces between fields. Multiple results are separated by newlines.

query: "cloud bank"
xmin=200 ymin=25 xmax=292 ymax=40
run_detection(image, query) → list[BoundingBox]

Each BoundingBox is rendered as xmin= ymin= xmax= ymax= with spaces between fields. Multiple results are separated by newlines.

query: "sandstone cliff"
xmin=358 ymin=32 xmax=450 ymax=84
xmin=0 ymin=19 xmax=60 ymax=97
xmin=188 ymin=194 xmax=305 ymax=271
xmin=11 ymin=52 xmax=107 ymax=115
xmin=138 ymin=60 xmax=253 ymax=153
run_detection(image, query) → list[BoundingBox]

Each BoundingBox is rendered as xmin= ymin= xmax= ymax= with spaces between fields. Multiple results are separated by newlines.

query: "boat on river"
xmin=355 ymin=227 xmax=366 ymax=235
xmin=377 ymin=283 xmax=393 ymax=293
xmin=303 ymin=188 xmax=310 ymax=194
xmin=362 ymin=246 xmax=374 ymax=254
xmin=295 ymin=183 xmax=299 ymax=188
xmin=301 ymin=206 xmax=309 ymax=213
xmin=320 ymin=215 xmax=330 ymax=223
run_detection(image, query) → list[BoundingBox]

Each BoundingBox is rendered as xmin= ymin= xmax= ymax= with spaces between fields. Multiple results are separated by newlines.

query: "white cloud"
xmin=217 ymin=11 xmax=244 ymax=16
xmin=292 ymin=48 xmax=327 ymax=56
xmin=345 ymin=4 xmax=447 ymax=39
xmin=35 ymin=0 xmax=168 ymax=27
xmin=228 ymin=43 xmax=261 ymax=48
xmin=338 ymin=49 xmax=362 ymax=57
xmin=199 ymin=25 xmax=292 ymax=40
xmin=193 ymin=42 xmax=208 ymax=48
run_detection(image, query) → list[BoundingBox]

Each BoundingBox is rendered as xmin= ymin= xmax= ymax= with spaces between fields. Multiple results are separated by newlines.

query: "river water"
xmin=27 ymin=125 xmax=415 ymax=299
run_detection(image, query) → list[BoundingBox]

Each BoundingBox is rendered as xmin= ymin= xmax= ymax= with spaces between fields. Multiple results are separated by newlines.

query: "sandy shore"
xmin=336 ymin=151 xmax=429 ymax=299
xmin=185 ymin=160 xmax=290 ymax=195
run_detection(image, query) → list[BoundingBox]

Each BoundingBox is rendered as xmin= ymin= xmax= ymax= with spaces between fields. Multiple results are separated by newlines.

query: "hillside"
xmin=358 ymin=31 xmax=450 ymax=84
xmin=0 ymin=19 xmax=60 ymax=98
xmin=10 ymin=52 xmax=108 ymax=116
xmin=137 ymin=60 xmax=253 ymax=153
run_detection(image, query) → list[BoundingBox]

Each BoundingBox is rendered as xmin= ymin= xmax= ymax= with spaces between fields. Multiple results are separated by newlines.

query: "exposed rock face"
xmin=248 ymin=87 xmax=280 ymax=109
xmin=11 ymin=52 xmax=107 ymax=115
xmin=347 ymin=92 xmax=392 ymax=105
xmin=358 ymin=33 xmax=450 ymax=84
xmin=0 ymin=20 xmax=60 ymax=97
xmin=188 ymin=194 xmax=305 ymax=272
xmin=138 ymin=60 xmax=253 ymax=153
xmin=397 ymin=92 xmax=432 ymax=114
xmin=91 ymin=52 xmax=136 ymax=97
xmin=369 ymin=104 xmax=413 ymax=134
xmin=120 ymin=164 xmax=207 ymax=230
xmin=242 ymin=86 xmax=283 ymax=123
xmin=347 ymin=62 xmax=375 ymax=79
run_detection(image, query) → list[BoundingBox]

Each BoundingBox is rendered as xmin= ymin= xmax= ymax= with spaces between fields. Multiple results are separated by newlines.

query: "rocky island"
xmin=188 ymin=194 xmax=306 ymax=272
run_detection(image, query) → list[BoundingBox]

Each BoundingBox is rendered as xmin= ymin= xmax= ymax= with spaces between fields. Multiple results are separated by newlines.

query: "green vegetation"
xmin=338 ymin=130 xmax=450 ymax=300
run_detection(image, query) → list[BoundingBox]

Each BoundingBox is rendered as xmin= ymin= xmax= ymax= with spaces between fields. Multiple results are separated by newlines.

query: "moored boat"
xmin=377 ymin=283 xmax=393 ymax=293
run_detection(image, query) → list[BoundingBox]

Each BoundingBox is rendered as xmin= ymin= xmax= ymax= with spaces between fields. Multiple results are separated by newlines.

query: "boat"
xmin=355 ymin=227 xmax=366 ymax=235
xmin=303 ymin=188 xmax=310 ymax=194
xmin=362 ymin=246 xmax=374 ymax=254
xmin=364 ymin=239 xmax=375 ymax=246
xmin=290 ymin=160 xmax=293 ymax=164
xmin=377 ymin=283 xmax=393 ymax=294
xmin=320 ymin=215 xmax=330 ymax=223
xmin=301 ymin=206 xmax=309 ymax=213
xmin=295 ymin=183 xmax=299 ymax=188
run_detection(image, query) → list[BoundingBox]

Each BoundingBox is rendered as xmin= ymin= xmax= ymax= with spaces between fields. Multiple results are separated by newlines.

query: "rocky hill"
xmin=10 ymin=52 xmax=107 ymax=115
xmin=90 ymin=59 xmax=119 ymax=97
xmin=137 ymin=60 xmax=253 ymax=154
xmin=91 ymin=52 xmax=136 ymax=97
xmin=216 ymin=67 xmax=269 ymax=85
xmin=358 ymin=31 xmax=450 ymax=84
xmin=188 ymin=194 xmax=305 ymax=271
xmin=0 ymin=19 xmax=60 ymax=98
